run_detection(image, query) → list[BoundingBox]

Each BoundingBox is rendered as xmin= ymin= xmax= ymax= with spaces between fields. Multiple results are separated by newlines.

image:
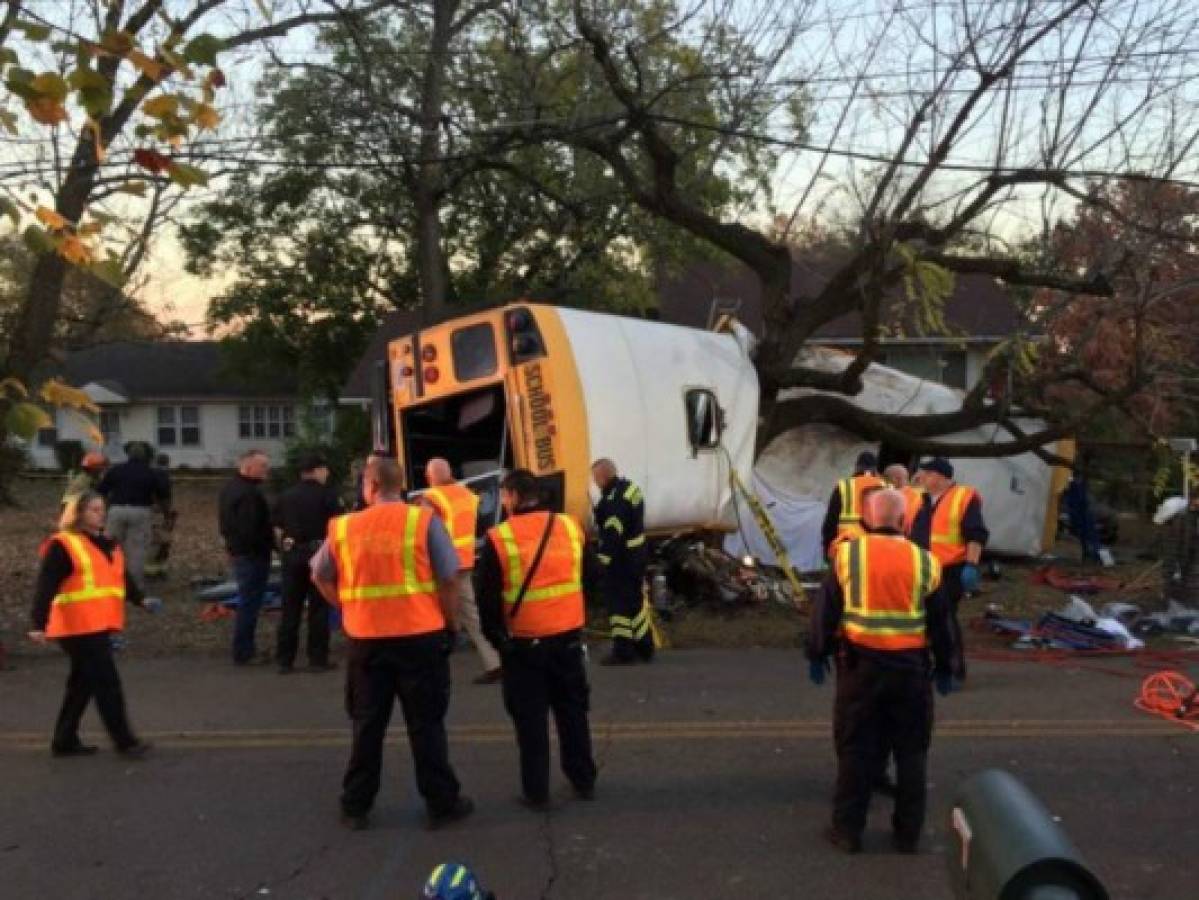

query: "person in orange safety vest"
xmin=807 ymin=489 xmax=954 ymax=855
xmin=908 ymin=457 xmax=989 ymax=683
xmin=477 ymin=468 xmax=602 ymax=809
xmin=423 ymin=457 xmax=502 ymax=684
xmin=311 ymin=455 xmax=474 ymax=832
xmin=28 ymin=490 xmax=158 ymax=759
xmin=822 ymin=451 xmax=887 ymax=557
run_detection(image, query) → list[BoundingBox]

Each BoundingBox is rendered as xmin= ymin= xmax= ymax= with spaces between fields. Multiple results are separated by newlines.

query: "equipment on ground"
xmin=948 ymin=769 xmax=1109 ymax=900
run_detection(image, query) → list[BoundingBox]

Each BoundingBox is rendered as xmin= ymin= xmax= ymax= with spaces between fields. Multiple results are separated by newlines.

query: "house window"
xmin=882 ymin=348 xmax=968 ymax=389
xmin=685 ymin=389 xmax=721 ymax=453
xmin=238 ymin=404 xmax=295 ymax=439
xmin=158 ymin=405 xmax=201 ymax=447
xmin=37 ymin=426 xmax=58 ymax=447
xmin=99 ymin=409 xmax=120 ymax=441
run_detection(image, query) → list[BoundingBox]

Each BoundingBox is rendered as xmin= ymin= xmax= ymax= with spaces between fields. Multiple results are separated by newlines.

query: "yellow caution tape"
xmin=729 ymin=469 xmax=806 ymax=599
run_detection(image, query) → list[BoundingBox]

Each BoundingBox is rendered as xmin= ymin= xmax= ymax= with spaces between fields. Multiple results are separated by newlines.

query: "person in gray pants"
xmin=97 ymin=442 xmax=169 ymax=590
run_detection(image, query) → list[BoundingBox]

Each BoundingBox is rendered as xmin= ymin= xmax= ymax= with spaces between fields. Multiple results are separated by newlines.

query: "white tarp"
xmin=724 ymin=471 xmax=828 ymax=573
xmin=728 ymin=348 xmax=1065 ymax=565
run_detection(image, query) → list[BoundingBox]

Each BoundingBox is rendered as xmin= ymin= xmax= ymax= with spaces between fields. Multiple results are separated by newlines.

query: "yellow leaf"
xmin=30 ymin=72 xmax=69 ymax=102
xmin=192 ymin=102 xmax=220 ymax=131
xmin=36 ymin=206 xmax=70 ymax=231
xmin=127 ymin=49 xmax=167 ymax=82
xmin=39 ymin=379 xmax=99 ymax=413
xmin=0 ymin=376 xmax=30 ymax=398
xmin=141 ymin=94 xmax=178 ymax=119
xmin=5 ymin=402 xmax=52 ymax=439
xmin=58 ymin=233 xmax=93 ymax=264
xmin=26 ymin=96 xmax=68 ymax=125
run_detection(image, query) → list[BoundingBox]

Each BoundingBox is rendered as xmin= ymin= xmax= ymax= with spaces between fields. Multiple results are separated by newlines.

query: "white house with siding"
xmin=27 ymin=341 xmax=317 ymax=469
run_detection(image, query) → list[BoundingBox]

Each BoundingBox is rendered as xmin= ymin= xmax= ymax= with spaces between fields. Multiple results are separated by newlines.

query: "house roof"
xmin=41 ymin=341 xmax=298 ymax=401
xmin=656 ymin=253 xmax=1027 ymax=340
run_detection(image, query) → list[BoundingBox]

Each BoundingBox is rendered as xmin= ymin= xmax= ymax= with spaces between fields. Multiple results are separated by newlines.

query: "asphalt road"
xmin=1 ymin=648 xmax=1195 ymax=900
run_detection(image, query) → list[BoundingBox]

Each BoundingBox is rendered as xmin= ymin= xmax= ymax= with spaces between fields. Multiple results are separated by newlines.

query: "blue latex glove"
xmin=935 ymin=672 xmax=954 ymax=696
xmin=808 ymin=658 xmax=829 ymax=686
xmin=959 ymin=563 xmax=980 ymax=594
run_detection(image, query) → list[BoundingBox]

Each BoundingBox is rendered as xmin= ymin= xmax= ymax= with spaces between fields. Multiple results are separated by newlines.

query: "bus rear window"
xmin=451 ymin=324 xmax=498 ymax=382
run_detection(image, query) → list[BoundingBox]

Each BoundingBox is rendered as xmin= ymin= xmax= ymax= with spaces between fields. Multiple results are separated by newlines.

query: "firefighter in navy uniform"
xmin=477 ymin=469 xmax=600 ymax=808
xmin=591 ymin=458 xmax=652 ymax=665
xmin=808 ymin=489 xmax=954 ymax=854
xmin=821 ymin=451 xmax=887 ymax=558
xmin=908 ymin=456 xmax=988 ymax=683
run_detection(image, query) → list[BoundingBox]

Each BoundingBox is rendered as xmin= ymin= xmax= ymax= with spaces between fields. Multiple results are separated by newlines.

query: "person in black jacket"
xmin=219 ymin=449 xmax=274 ymax=665
xmin=97 ymin=442 xmax=169 ymax=590
xmin=29 ymin=491 xmax=157 ymax=758
xmin=591 ymin=459 xmax=652 ymax=665
xmin=272 ymin=453 xmax=342 ymax=673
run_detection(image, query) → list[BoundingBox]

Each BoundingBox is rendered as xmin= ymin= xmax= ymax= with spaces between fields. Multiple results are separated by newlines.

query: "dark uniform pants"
xmin=501 ymin=635 xmax=597 ymax=802
xmin=605 ymin=555 xmax=653 ymax=661
xmin=53 ymin=632 xmax=139 ymax=751
xmin=938 ymin=564 xmax=967 ymax=679
xmin=276 ymin=546 xmax=331 ymax=667
xmin=833 ymin=656 xmax=933 ymax=843
xmin=340 ymin=635 xmax=462 ymax=818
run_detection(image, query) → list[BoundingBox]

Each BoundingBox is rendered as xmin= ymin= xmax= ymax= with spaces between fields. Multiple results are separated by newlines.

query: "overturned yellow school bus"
xmin=369 ymin=303 xmax=759 ymax=536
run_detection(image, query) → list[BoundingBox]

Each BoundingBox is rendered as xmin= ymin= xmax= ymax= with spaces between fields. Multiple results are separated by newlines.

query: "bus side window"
xmin=685 ymin=389 xmax=722 ymax=455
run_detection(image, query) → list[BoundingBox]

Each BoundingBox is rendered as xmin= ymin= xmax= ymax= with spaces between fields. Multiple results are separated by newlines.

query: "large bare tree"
xmin=497 ymin=0 xmax=1199 ymax=457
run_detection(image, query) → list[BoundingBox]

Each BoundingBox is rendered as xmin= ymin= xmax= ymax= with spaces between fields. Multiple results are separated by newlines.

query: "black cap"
xmin=298 ymin=452 xmax=329 ymax=473
xmin=854 ymin=451 xmax=878 ymax=474
xmin=918 ymin=456 xmax=954 ymax=479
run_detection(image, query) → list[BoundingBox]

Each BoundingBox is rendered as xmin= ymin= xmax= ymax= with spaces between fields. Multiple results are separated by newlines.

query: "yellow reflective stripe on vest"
xmin=603 ymin=515 xmax=624 ymax=535
xmin=932 ymin=486 xmax=972 ymax=544
xmin=910 ymin=543 xmax=929 ymax=611
xmin=499 ymin=515 xmax=582 ymax=605
xmin=334 ymin=515 xmax=355 ymax=587
xmin=51 ymin=533 xmax=125 ymax=606
xmin=623 ymin=483 xmax=643 ymax=505
xmin=838 ymin=478 xmax=859 ymax=523
xmin=626 ymin=534 xmax=646 ymax=549
xmin=452 ymin=535 xmax=474 ymax=548
xmin=495 ymin=521 xmax=524 ymax=604
xmin=335 ymin=508 xmax=435 ymax=602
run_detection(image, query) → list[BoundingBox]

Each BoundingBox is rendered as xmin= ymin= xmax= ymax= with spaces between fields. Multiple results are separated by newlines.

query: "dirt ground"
xmin=0 ymin=476 xmax=1172 ymax=659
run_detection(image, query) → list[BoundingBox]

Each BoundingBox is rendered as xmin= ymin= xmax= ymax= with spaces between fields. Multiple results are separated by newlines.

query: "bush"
xmin=54 ymin=440 xmax=84 ymax=472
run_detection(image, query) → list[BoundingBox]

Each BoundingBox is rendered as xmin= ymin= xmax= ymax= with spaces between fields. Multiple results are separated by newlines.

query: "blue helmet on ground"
xmin=421 ymin=862 xmax=492 ymax=900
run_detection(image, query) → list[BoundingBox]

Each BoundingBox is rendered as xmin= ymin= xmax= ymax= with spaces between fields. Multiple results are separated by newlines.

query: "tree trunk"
xmin=413 ymin=0 xmax=458 ymax=324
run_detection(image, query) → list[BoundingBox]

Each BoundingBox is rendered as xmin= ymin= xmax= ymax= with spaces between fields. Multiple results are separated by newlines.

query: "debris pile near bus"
xmin=652 ymin=539 xmax=804 ymax=611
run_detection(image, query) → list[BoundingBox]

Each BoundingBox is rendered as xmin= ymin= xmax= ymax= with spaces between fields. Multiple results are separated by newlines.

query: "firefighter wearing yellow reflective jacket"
xmin=477 ymin=469 xmax=601 ymax=808
xmin=590 ymin=458 xmax=652 ymax=665
xmin=807 ymin=489 xmax=954 ymax=855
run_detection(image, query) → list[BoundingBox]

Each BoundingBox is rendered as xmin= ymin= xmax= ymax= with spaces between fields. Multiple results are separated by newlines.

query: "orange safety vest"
xmin=487 ymin=511 xmax=585 ymax=639
xmin=424 ymin=482 xmax=480 ymax=571
xmin=833 ymin=533 xmax=942 ymax=652
xmin=928 ymin=485 xmax=979 ymax=567
xmin=329 ymin=502 xmax=445 ymax=639
xmin=900 ymin=485 xmax=927 ymax=535
xmin=42 ymin=531 xmax=126 ymax=639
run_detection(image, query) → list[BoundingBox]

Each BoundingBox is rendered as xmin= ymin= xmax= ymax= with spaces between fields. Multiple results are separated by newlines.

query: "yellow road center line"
xmin=0 ymin=718 xmax=1186 ymax=750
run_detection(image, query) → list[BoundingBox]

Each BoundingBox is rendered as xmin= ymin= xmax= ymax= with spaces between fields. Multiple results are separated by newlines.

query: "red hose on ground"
xmin=1134 ymin=671 xmax=1199 ymax=731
